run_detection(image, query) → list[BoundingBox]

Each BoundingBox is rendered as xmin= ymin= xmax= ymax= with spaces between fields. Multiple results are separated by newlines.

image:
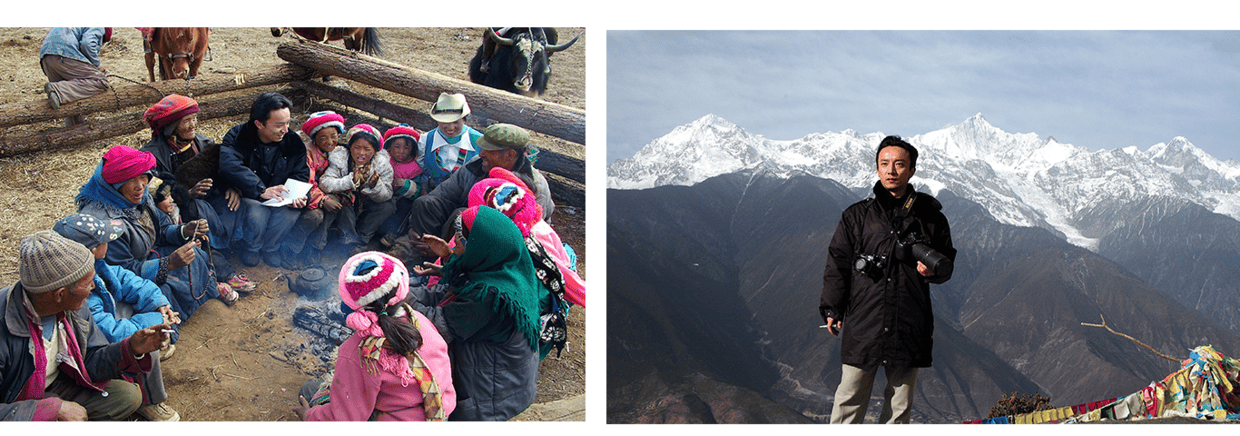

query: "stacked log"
xmin=276 ymin=41 xmax=585 ymax=145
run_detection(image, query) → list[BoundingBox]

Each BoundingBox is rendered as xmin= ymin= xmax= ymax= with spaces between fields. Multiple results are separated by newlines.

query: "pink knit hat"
xmin=101 ymin=145 xmax=156 ymax=184
xmin=382 ymin=124 xmax=421 ymax=150
xmin=346 ymin=124 xmax=382 ymax=151
xmin=339 ymin=251 xmax=409 ymax=337
xmin=301 ymin=111 xmax=345 ymax=139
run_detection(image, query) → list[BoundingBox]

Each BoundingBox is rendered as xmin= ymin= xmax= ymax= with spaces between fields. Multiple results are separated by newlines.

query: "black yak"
xmin=468 ymin=27 xmax=582 ymax=96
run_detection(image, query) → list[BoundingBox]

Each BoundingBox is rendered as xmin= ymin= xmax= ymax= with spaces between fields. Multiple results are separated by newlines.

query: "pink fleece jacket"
xmin=304 ymin=311 xmax=455 ymax=421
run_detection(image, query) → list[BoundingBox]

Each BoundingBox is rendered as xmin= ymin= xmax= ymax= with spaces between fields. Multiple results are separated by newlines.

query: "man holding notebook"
xmin=209 ymin=92 xmax=310 ymax=268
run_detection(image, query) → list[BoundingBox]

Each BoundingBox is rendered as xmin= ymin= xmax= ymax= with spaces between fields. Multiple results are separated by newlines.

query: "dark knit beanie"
xmin=19 ymin=231 xmax=95 ymax=294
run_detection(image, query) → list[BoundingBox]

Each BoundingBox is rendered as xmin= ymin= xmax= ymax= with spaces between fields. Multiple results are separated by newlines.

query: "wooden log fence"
xmin=0 ymin=90 xmax=303 ymax=158
xmin=0 ymin=64 xmax=314 ymax=130
xmin=276 ymin=41 xmax=585 ymax=145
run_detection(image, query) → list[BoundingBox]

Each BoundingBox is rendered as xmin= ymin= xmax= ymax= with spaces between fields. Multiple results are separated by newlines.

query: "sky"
xmin=607 ymin=30 xmax=1240 ymax=165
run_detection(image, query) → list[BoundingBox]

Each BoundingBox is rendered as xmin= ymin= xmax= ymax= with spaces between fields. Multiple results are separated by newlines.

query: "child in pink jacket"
xmin=295 ymin=252 xmax=455 ymax=421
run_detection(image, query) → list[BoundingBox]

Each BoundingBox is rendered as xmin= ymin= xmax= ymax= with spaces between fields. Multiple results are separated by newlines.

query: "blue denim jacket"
xmin=39 ymin=27 xmax=106 ymax=67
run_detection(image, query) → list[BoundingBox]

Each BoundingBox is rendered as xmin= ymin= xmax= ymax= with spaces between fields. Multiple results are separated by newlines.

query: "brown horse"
xmin=145 ymin=28 xmax=209 ymax=81
xmin=271 ymin=27 xmax=382 ymax=56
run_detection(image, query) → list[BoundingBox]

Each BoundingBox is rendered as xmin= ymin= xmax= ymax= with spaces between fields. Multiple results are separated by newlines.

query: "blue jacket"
xmin=214 ymin=122 xmax=310 ymax=201
xmin=39 ymin=27 xmax=106 ymax=67
xmin=87 ymin=260 xmax=170 ymax=343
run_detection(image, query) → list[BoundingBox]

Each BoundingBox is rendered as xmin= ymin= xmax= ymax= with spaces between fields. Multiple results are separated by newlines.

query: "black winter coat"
xmin=819 ymin=182 xmax=956 ymax=368
xmin=213 ymin=122 xmax=309 ymax=201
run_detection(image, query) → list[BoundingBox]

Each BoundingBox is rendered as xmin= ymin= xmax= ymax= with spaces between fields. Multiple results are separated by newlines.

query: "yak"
xmin=468 ymin=27 xmax=582 ymax=96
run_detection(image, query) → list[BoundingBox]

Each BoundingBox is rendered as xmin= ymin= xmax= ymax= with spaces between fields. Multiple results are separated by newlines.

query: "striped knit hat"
xmin=301 ymin=111 xmax=345 ymax=139
xmin=19 ymin=231 xmax=95 ymax=294
xmin=346 ymin=124 xmax=382 ymax=151
xmin=339 ymin=252 xmax=409 ymax=337
xmin=382 ymin=124 xmax=421 ymax=150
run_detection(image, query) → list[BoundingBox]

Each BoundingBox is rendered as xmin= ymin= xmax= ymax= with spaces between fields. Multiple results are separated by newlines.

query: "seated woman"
xmin=410 ymin=206 xmax=548 ymax=421
xmin=319 ymin=124 xmax=395 ymax=251
xmin=470 ymin=167 xmax=585 ymax=309
xmin=281 ymin=111 xmax=347 ymax=268
xmin=295 ymin=251 xmax=455 ymax=421
xmin=75 ymin=145 xmax=236 ymax=317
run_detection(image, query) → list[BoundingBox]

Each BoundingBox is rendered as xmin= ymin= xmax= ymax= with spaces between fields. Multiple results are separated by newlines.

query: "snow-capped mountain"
xmin=607 ymin=113 xmax=1240 ymax=250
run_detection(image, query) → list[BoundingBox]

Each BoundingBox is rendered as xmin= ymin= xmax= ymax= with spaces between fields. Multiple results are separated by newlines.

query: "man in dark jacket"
xmin=819 ymin=135 xmax=955 ymax=424
xmin=406 ymin=123 xmax=553 ymax=258
xmin=207 ymin=92 xmax=309 ymax=267
xmin=1 ymin=231 xmax=169 ymax=421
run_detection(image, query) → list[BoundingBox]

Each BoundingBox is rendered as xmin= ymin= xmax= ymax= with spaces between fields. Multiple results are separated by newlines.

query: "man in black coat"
xmin=819 ymin=135 xmax=956 ymax=424
xmin=207 ymin=92 xmax=309 ymax=268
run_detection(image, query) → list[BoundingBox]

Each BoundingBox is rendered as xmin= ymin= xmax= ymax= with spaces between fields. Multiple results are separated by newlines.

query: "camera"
xmin=898 ymin=233 xmax=953 ymax=277
xmin=854 ymin=253 xmax=887 ymax=277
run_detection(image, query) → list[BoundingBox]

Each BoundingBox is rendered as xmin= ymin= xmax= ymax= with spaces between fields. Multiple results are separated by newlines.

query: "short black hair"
xmin=875 ymin=135 xmax=918 ymax=168
xmin=249 ymin=92 xmax=293 ymax=124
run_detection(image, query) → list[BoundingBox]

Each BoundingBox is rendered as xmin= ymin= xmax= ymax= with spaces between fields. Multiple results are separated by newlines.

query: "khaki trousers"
xmin=44 ymin=376 xmax=143 ymax=420
xmin=829 ymin=363 xmax=919 ymax=424
xmin=40 ymin=54 xmax=109 ymax=126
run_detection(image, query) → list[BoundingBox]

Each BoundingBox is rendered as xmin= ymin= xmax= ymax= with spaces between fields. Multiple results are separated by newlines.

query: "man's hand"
xmin=57 ymin=401 xmax=88 ymax=421
xmin=130 ymin=322 xmax=173 ymax=356
xmin=916 ymin=261 xmax=934 ymax=277
xmin=419 ymin=234 xmax=452 ymax=259
xmin=261 ymin=185 xmax=288 ymax=201
xmin=824 ymin=317 xmax=843 ymax=336
xmin=168 ymin=240 xmax=199 ymax=270
xmin=290 ymin=196 xmax=308 ymax=209
xmin=225 ymin=188 xmax=242 ymax=211
xmin=321 ymin=195 xmax=342 ymax=213
xmin=190 ymin=178 xmax=213 ymax=198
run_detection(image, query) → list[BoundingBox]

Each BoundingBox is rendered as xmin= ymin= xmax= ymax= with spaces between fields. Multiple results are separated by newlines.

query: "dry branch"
xmin=1081 ymin=314 xmax=1178 ymax=362
xmin=0 ymin=64 xmax=314 ymax=129
xmin=276 ymin=41 xmax=585 ymax=145
xmin=0 ymin=89 xmax=306 ymax=158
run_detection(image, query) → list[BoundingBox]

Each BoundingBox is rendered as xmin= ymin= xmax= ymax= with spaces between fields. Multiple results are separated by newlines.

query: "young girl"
xmin=283 ymin=111 xmax=346 ymax=267
xmin=417 ymin=93 xmax=480 ymax=191
xmin=320 ymin=124 xmax=395 ymax=250
xmin=295 ymin=251 xmax=455 ymax=421
xmin=379 ymin=124 xmax=424 ymax=249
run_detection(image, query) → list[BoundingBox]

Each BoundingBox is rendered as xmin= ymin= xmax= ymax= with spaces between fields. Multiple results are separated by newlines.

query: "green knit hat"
xmin=19 ymin=230 xmax=95 ymax=294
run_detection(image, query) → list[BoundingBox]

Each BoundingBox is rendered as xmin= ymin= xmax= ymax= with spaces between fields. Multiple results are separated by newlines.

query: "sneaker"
xmin=159 ymin=343 xmax=175 ymax=361
xmin=225 ymin=274 xmax=257 ymax=294
xmin=136 ymin=402 xmax=180 ymax=421
xmin=45 ymin=83 xmax=60 ymax=109
xmin=217 ymin=282 xmax=238 ymax=306
xmin=240 ymin=250 xmax=261 ymax=267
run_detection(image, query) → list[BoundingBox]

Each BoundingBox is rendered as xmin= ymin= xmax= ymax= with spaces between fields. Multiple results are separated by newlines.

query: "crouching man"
xmin=0 ymin=231 xmax=170 ymax=421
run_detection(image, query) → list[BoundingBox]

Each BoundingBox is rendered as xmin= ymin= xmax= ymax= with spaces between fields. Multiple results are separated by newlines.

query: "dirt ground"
xmin=0 ymin=27 xmax=585 ymax=421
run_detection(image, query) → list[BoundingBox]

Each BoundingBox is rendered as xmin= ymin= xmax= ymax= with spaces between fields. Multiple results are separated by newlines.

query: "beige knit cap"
xmin=19 ymin=230 xmax=95 ymax=294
